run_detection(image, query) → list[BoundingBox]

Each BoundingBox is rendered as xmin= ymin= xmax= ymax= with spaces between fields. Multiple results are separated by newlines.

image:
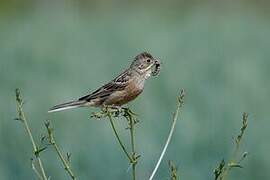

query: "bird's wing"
xmin=78 ymin=70 xmax=131 ymax=102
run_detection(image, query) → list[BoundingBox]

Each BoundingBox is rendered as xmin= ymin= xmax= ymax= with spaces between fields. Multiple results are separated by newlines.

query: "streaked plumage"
xmin=48 ymin=52 xmax=160 ymax=113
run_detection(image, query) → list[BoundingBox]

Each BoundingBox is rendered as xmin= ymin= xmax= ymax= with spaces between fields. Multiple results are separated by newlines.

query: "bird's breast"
xmin=120 ymin=78 xmax=144 ymax=102
xmin=103 ymin=78 xmax=144 ymax=106
xmin=126 ymin=78 xmax=144 ymax=96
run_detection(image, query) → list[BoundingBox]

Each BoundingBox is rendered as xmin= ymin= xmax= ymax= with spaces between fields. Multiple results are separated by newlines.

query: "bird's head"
xmin=130 ymin=52 xmax=160 ymax=77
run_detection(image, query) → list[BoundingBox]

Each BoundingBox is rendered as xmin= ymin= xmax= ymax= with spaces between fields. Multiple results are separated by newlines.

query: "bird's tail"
xmin=48 ymin=100 xmax=86 ymax=113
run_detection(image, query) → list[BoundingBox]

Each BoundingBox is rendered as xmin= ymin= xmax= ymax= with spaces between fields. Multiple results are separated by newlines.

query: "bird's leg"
xmin=91 ymin=105 xmax=127 ymax=119
xmin=90 ymin=108 xmax=108 ymax=119
xmin=93 ymin=105 xmax=124 ymax=118
xmin=103 ymin=105 xmax=123 ymax=117
xmin=121 ymin=107 xmax=139 ymax=124
xmin=90 ymin=105 xmax=117 ymax=119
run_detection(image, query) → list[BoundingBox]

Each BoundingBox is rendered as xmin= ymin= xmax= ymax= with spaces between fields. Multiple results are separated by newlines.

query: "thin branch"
xmin=214 ymin=112 xmax=249 ymax=180
xmin=31 ymin=158 xmax=43 ymax=180
xmin=45 ymin=121 xmax=76 ymax=180
xmin=107 ymin=112 xmax=134 ymax=163
xmin=91 ymin=107 xmax=139 ymax=180
xmin=125 ymin=109 xmax=138 ymax=180
xmin=149 ymin=89 xmax=185 ymax=180
xmin=15 ymin=88 xmax=48 ymax=180
xmin=233 ymin=112 xmax=248 ymax=157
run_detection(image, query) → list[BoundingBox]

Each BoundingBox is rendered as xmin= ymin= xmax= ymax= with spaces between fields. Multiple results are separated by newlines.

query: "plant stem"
xmin=31 ymin=159 xmax=44 ymax=180
xmin=15 ymin=89 xmax=48 ymax=180
xmin=127 ymin=112 xmax=136 ymax=180
xmin=45 ymin=122 xmax=76 ymax=180
xmin=107 ymin=112 xmax=133 ymax=163
xmin=149 ymin=90 xmax=185 ymax=180
xmin=107 ymin=108 xmax=138 ymax=180
xmin=217 ymin=113 xmax=248 ymax=180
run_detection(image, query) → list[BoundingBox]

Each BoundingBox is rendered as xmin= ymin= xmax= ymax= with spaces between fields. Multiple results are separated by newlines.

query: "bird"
xmin=48 ymin=52 xmax=161 ymax=113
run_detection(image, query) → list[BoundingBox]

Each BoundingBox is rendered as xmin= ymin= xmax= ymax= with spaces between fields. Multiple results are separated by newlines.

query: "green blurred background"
xmin=1 ymin=0 xmax=269 ymax=179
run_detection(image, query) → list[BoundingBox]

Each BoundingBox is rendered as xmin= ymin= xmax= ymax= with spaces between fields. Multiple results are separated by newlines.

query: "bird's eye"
xmin=146 ymin=59 xmax=151 ymax=63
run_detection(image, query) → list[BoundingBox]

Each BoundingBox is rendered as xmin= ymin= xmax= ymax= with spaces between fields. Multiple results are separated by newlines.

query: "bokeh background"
xmin=1 ymin=0 xmax=270 ymax=179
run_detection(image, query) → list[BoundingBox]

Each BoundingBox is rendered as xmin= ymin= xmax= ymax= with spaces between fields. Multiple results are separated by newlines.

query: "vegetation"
xmin=15 ymin=88 xmax=248 ymax=180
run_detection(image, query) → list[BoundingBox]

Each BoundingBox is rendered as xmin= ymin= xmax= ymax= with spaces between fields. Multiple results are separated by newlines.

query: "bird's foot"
xmin=90 ymin=105 xmax=137 ymax=122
